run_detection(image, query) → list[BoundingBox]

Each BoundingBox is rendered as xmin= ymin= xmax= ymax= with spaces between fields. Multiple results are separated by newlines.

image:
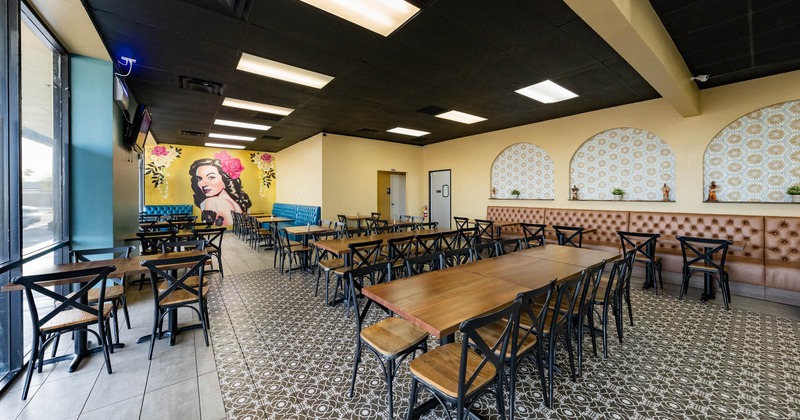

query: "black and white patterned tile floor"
xmin=206 ymin=267 xmax=800 ymax=419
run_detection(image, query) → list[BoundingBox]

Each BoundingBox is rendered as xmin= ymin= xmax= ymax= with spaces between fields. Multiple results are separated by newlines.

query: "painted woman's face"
xmin=195 ymin=165 xmax=224 ymax=197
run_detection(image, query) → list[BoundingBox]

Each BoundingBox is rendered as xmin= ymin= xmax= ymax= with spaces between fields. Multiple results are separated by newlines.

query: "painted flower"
xmin=214 ymin=151 xmax=232 ymax=161
xmin=260 ymin=153 xmax=273 ymax=163
xmin=152 ymin=145 xmax=169 ymax=156
xmin=220 ymin=157 xmax=245 ymax=179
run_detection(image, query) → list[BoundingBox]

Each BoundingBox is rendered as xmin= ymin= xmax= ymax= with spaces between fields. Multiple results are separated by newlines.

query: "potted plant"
xmin=788 ymin=185 xmax=800 ymax=203
xmin=511 ymin=189 xmax=521 ymax=199
xmin=611 ymin=188 xmax=624 ymax=200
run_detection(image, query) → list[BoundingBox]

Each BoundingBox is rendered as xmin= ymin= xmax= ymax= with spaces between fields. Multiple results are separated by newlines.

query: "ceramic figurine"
xmin=662 ymin=183 xmax=670 ymax=201
xmin=571 ymin=185 xmax=579 ymax=200
xmin=707 ymin=181 xmax=718 ymax=202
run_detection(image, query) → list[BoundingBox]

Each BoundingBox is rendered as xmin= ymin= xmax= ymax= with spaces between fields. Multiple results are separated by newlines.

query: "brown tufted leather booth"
xmin=484 ymin=206 xmax=799 ymax=305
xmin=764 ymin=217 xmax=800 ymax=292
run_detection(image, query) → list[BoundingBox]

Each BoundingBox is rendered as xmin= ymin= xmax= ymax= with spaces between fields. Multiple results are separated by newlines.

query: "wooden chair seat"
xmin=42 ymin=304 xmax=113 ymax=332
xmin=159 ymin=275 xmax=207 ymax=290
xmin=409 ymin=342 xmax=496 ymax=399
xmin=161 ymin=287 xmax=209 ymax=306
xmin=360 ymin=317 xmax=428 ymax=357
xmin=518 ymin=309 xmax=555 ymax=335
xmin=688 ymin=262 xmax=721 ymax=272
xmin=635 ymin=255 xmax=661 ymax=264
xmin=69 ymin=285 xmax=125 ymax=303
xmin=318 ymin=258 xmax=346 ymax=271
xmin=476 ymin=320 xmax=538 ymax=358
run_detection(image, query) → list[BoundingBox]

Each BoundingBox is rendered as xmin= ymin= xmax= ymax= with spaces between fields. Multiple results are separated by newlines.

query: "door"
xmin=429 ymin=170 xmax=451 ymax=228
xmin=377 ymin=171 xmax=391 ymax=218
xmin=389 ymin=173 xmax=406 ymax=219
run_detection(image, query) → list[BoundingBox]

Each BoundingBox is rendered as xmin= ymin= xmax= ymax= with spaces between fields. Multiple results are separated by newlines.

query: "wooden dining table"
xmin=362 ymin=245 xmax=619 ymax=342
xmin=313 ymin=228 xmax=457 ymax=266
xmin=2 ymin=250 xmax=207 ymax=372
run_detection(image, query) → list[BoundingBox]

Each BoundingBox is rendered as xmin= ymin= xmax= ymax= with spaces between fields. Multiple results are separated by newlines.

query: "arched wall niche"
xmin=704 ymin=100 xmax=800 ymax=203
xmin=490 ymin=142 xmax=554 ymax=199
xmin=569 ymin=127 xmax=675 ymax=201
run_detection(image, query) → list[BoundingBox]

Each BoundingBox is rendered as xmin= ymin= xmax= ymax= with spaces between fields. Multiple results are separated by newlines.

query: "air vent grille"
xmin=181 ymin=130 xmax=206 ymax=137
xmin=178 ymin=76 xmax=225 ymax=96
xmin=416 ymin=105 xmax=448 ymax=115
xmin=254 ymin=112 xmax=284 ymax=122
xmin=355 ymin=128 xmax=380 ymax=134
xmin=261 ymin=134 xmax=281 ymax=140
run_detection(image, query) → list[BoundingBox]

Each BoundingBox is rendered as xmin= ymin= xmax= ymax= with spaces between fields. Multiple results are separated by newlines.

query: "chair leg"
xmin=564 ymin=329 xmax=576 ymax=382
xmin=217 ymin=253 xmax=224 ymax=277
xmin=50 ymin=334 xmax=60 ymax=358
xmin=111 ymin=302 xmax=121 ymax=345
xmin=348 ymin=340 xmax=362 ymax=398
xmin=121 ymin=295 xmax=131 ymax=329
xmin=199 ymin=302 xmax=210 ymax=346
xmin=385 ymin=358 xmax=395 ymax=420
xmin=588 ymin=309 xmax=598 ymax=358
xmin=405 ymin=378 xmax=419 ymax=420
xmin=149 ymin=308 xmax=159 ymax=360
xmin=534 ymin=348 xmax=550 ymax=408
xmin=21 ymin=333 xmax=39 ymax=400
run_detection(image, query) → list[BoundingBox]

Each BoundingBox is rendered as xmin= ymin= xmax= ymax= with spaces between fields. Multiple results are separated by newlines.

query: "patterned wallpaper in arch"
xmin=490 ymin=142 xmax=554 ymax=199
xmin=570 ymin=128 xmax=675 ymax=201
xmin=704 ymin=100 xmax=800 ymax=202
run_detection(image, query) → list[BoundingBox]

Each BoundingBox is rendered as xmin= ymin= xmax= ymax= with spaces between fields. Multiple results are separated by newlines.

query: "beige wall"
xmin=422 ymin=69 xmax=800 ymax=219
xmin=276 ymin=134 xmax=323 ymax=207
xmin=321 ymin=134 xmax=423 ymax=221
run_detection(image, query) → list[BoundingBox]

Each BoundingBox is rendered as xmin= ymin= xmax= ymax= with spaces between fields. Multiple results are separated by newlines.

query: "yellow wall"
xmin=321 ymin=134 xmax=423 ymax=221
xmin=275 ymin=134 xmax=323 ymax=206
xmin=144 ymin=144 xmax=276 ymax=220
xmin=422 ymin=69 xmax=800 ymax=219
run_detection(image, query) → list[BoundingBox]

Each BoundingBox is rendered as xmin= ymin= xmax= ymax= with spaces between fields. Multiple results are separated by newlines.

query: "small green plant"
xmin=511 ymin=189 xmax=521 ymax=196
xmin=611 ymin=188 xmax=625 ymax=196
xmin=787 ymin=185 xmax=800 ymax=195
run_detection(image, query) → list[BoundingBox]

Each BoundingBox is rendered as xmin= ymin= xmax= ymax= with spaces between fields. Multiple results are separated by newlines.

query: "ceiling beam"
xmin=564 ymin=0 xmax=700 ymax=116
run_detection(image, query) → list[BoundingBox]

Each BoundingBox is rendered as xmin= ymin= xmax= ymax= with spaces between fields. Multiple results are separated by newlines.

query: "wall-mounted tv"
xmin=124 ymin=104 xmax=152 ymax=153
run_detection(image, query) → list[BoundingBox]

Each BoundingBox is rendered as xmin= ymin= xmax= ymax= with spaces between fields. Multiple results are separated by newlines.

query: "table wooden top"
xmin=346 ymin=214 xmax=374 ymax=220
xmin=458 ymin=253 xmax=585 ymax=288
xmin=517 ymin=244 xmax=619 ymax=266
xmin=284 ymin=225 xmax=335 ymax=235
xmin=2 ymin=250 xmax=207 ymax=291
xmin=312 ymin=228 xmax=456 ymax=256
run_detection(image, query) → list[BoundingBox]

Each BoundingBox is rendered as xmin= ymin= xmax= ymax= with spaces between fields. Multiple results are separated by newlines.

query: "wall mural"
xmin=144 ymin=144 xmax=276 ymax=225
xmin=490 ymin=142 xmax=554 ymax=199
xmin=570 ymin=127 xmax=675 ymax=201
xmin=704 ymin=100 xmax=800 ymax=202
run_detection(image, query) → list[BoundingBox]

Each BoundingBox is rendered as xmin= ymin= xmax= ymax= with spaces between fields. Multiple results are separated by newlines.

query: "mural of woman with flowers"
xmin=189 ymin=151 xmax=252 ymax=226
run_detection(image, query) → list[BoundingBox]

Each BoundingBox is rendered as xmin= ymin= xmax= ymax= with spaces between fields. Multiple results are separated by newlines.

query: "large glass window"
xmin=20 ymin=12 xmax=63 ymax=256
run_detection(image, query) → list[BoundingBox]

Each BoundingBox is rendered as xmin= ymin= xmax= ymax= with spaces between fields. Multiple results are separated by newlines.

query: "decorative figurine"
xmin=662 ymin=183 xmax=670 ymax=201
xmin=707 ymin=181 xmax=718 ymax=202
xmin=571 ymin=185 xmax=579 ymax=200
xmin=491 ymin=187 xmax=497 ymax=198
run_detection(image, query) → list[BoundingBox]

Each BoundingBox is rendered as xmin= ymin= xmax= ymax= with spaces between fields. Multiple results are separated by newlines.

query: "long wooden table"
xmin=362 ymin=245 xmax=619 ymax=341
xmin=313 ymin=228 xmax=457 ymax=266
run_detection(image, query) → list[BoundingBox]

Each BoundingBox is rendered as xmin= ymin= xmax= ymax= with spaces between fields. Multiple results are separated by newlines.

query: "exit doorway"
xmin=377 ymin=171 xmax=406 ymax=219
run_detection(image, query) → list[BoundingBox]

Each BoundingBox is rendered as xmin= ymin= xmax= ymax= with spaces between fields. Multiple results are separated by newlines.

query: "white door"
xmin=389 ymin=173 xmax=406 ymax=220
xmin=429 ymin=170 xmax=451 ymax=228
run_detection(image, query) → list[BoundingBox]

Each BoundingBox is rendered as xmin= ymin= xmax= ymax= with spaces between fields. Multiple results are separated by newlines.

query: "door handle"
xmin=442 ymin=185 xmax=449 ymax=198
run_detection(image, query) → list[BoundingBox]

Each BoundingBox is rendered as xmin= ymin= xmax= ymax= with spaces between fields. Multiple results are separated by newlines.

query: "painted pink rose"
xmin=260 ymin=153 xmax=273 ymax=163
xmin=214 ymin=151 xmax=232 ymax=161
xmin=152 ymin=145 xmax=169 ymax=156
xmin=220 ymin=157 xmax=245 ymax=179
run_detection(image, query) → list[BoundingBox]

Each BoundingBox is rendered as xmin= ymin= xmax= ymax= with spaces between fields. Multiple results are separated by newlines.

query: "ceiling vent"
xmin=181 ymin=130 xmax=207 ymax=137
xmin=180 ymin=0 xmax=255 ymax=20
xmin=254 ymin=112 xmax=284 ymax=122
xmin=416 ymin=105 xmax=448 ymax=115
xmin=355 ymin=128 xmax=380 ymax=134
xmin=261 ymin=134 xmax=281 ymax=140
xmin=179 ymin=76 xmax=225 ymax=96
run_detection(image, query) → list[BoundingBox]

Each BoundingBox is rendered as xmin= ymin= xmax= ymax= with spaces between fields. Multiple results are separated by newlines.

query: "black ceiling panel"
xmin=78 ymin=0 xmax=797 ymax=151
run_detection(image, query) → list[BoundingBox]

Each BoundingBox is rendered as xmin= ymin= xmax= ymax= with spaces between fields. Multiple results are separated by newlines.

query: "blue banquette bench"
xmin=269 ymin=203 xmax=321 ymax=240
xmin=142 ymin=204 xmax=193 ymax=216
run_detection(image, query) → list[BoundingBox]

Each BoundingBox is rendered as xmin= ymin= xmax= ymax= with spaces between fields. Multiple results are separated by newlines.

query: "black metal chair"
xmin=141 ymin=254 xmax=212 ymax=359
xmin=406 ymin=298 xmax=521 ymax=420
xmin=404 ymin=252 xmax=445 ymax=277
xmin=618 ymin=231 xmax=663 ymax=293
xmin=521 ymin=223 xmax=547 ymax=248
xmin=331 ymin=239 xmax=383 ymax=308
xmin=414 ymin=221 xmax=438 ymax=231
xmin=313 ymin=228 xmax=344 ymax=302
xmin=453 ymin=216 xmax=470 ymax=230
xmin=387 ymin=236 xmax=414 ymax=278
xmin=276 ymin=228 xmax=313 ymax=281
xmin=413 ymin=231 xmax=441 ymax=256
xmin=677 ymin=236 xmax=734 ymax=309
xmin=134 ymin=230 xmax=176 ymax=289
xmin=568 ymin=260 xmax=605 ymax=378
xmin=12 ymin=265 xmax=116 ymax=400
xmin=497 ymin=237 xmax=524 ymax=255
xmin=443 ymin=246 xmax=474 ymax=267
xmin=193 ymin=227 xmax=226 ymax=276
xmin=590 ymin=252 xmax=635 ymax=358
xmin=553 ymin=225 xmax=584 ymax=248
xmin=346 ymin=262 xmax=428 ymax=420
xmin=473 ymin=240 xmax=500 ymax=260
xmin=474 ymin=219 xmax=495 ymax=244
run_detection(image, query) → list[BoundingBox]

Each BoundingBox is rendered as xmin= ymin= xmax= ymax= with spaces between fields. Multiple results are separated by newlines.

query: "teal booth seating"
xmin=142 ymin=205 xmax=193 ymax=216
xmin=268 ymin=203 xmax=321 ymax=240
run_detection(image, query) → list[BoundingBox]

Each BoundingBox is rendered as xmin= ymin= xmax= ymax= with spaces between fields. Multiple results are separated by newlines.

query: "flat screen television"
xmin=124 ymin=104 xmax=152 ymax=153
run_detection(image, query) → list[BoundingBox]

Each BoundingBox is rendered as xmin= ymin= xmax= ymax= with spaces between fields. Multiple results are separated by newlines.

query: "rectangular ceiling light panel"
xmin=435 ymin=110 xmax=486 ymax=124
xmin=214 ymin=119 xmax=272 ymax=131
xmin=237 ymin=53 xmax=334 ymax=89
xmin=205 ymin=142 xmax=246 ymax=149
xmin=222 ymin=98 xmax=294 ymax=116
xmin=209 ymin=133 xmax=256 ymax=141
xmin=299 ymin=0 xmax=419 ymax=37
xmin=515 ymin=80 xmax=578 ymax=103
xmin=387 ymin=127 xmax=430 ymax=137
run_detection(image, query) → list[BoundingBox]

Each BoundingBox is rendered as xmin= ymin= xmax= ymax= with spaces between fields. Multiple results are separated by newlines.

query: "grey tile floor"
xmin=2 ymin=234 xmax=798 ymax=420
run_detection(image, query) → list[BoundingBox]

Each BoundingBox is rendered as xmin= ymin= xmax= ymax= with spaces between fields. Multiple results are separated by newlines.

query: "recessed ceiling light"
xmin=435 ymin=110 xmax=487 ymax=124
xmin=214 ymin=119 xmax=272 ymax=131
xmin=205 ymin=142 xmax=245 ymax=149
xmin=515 ymin=80 xmax=578 ymax=104
xmin=222 ymin=98 xmax=294 ymax=116
xmin=237 ymin=53 xmax=334 ymax=89
xmin=209 ymin=133 xmax=256 ymax=141
xmin=299 ymin=0 xmax=419 ymax=37
xmin=387 ymin=127 xmax=430 ymax=137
